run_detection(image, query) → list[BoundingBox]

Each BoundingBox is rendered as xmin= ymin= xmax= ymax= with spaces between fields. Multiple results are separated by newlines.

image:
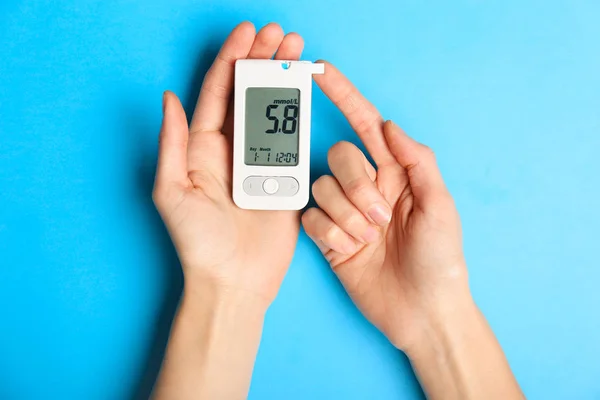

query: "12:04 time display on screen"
xmin=250 ymin=147 xmax=298 ymax=165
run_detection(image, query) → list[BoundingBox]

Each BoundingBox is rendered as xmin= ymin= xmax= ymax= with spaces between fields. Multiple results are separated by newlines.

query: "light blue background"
xmin=1 ymin=0 xmax=599 ymax=399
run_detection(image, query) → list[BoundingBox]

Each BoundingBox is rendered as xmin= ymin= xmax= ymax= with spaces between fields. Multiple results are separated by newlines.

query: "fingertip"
xmin=326 ymin=140 xmax=359 ymax=168
xmin=162 ymin=90 xmax=176 ymax=117
xmin=286 ymin=32 xmax=303 ymax=43
xmin=162 ymin=91 xmax=187 ymax=132
xmin=236 ymin=21 xmax=257 ymax=36
xmin=301 ymin=207 xmax=313 ymax=225
xmin=162 ymin=91 xmax=181 ymax=111
xmin=313 ymin=60 xmax=328 ymax=77
xmin=157 ymin=90 xmax=189 ymax=184
xmin=384 ymin=119 xmax=429 ymax=160
xmin=301 ymin=207 xmax=320 ymax=235
xmin=274 ymin=32 xmax=305 ymax=60
xmin=264 ymin=21 xmax=284 ymax=32
xmin=315 ymin=59 xmax=334 ymax=74
xmin=249 ymin=23 xmax=285 ymax=59
xmin=383 ymin=119 xmax=407 ymax=152
xmin=384 ymin=120 xmax=448 ymax=202
xmin=260 ymin=22 xmax=284 ymax=41
xmin=229 ymin=22 xmax=257 ymax=50
xmin=383 ymin=119 xmax=400 ymax=136
xmin=284 ymin=32 xmax=304 ymax=51
xmin=163 ymin=90 xmax=176 ymax=102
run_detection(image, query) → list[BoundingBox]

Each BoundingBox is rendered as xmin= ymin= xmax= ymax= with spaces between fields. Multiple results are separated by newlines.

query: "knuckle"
xmin=203 ymin=81 xmax=229 ymax=100
xmin=340 ymin=210 xmax=361 ymax=230
xmin=159 ymin=131 xmax=188 ymax=152
xmin=345 ymin=177 xmax=371 ymax=199
xmin=215 ymin=52 xmax=235 ymax=67
xmin=332 ymin=89 xmax=382 ymax=136
xmin=324 ymin=224 xmax=342 ymax=244
xmin=334 ymin=87 xmax=358 ymax=113
xmin=420 ymin=144 xmax=436 ymax=160
xmin=354 ymin=107 xmax=381 ymax=134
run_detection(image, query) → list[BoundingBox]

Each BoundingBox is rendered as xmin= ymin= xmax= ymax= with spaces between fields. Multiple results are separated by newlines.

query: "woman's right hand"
xmin=304 ymin=62 xmax=523 ymax=400
xmin=302 ymin=61 xmax=470 ymax=354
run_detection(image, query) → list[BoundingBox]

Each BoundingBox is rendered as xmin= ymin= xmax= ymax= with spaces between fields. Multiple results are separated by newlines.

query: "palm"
xmin=164 ymin=121 xmax=299 ymax=300
xmin=322 ymin=163 xmax=420 ymax=343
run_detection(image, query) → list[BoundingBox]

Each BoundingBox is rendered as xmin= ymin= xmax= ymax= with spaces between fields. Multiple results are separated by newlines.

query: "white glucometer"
xmin=233 ymin=59 xmax=324 ymax=210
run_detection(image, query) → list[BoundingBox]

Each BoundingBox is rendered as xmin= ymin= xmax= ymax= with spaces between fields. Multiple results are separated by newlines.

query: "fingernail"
xmin=363 ymin=225 xmax=380 ymax=243
xmin=342 ymin=239 xmax=358 ymax=255
xmin=162 ymin=91 xmax=168 ymax=115
xmin=368 ymin=204 xmax=392 ymax=226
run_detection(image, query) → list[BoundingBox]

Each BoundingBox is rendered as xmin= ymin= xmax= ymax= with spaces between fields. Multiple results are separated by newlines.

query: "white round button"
xmin=262 ymin=178 xmax=279 ymax=195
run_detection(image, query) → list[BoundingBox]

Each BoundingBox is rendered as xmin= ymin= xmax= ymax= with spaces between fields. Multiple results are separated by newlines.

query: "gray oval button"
xmin=243 ymin=176 xmax=268 ymax=196
xmin=275 ymin=177 xmax=299 ymax=196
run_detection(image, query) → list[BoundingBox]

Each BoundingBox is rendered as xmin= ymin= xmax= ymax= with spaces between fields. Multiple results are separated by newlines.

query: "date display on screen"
xmin=244 ymin=88 xmax=300 ymax=166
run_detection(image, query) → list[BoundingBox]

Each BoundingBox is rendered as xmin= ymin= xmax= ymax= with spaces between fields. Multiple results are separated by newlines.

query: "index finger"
xmin=314 ymin=60 xmax=396 ymax=167
xmin=189 ymin=22 xmax=256 ymax=134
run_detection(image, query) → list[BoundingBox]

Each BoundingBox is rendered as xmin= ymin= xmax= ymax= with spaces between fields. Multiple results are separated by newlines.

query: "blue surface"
xmin=1 ymin=1 xmax=599 ymax=399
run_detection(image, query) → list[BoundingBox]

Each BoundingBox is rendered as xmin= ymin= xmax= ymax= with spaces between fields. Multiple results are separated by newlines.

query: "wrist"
xmin=401 ymin=285 xmax=524 ymax=399
xmin=385 ymin=262 xmax=473 ymax=353
xmin=404 ymin=288 xmax=480 ymax=362
xmin=154 ymin=275 xmax=268 ymax=399
xmin=181 ymin=279 xmax=270 ymax=320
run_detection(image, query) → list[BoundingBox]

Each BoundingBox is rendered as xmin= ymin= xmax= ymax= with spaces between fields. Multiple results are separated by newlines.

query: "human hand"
xmin=302 ymin=62 xmax=469 ymax=353
xmin=153 ymin=22 xmax=305 ymax=307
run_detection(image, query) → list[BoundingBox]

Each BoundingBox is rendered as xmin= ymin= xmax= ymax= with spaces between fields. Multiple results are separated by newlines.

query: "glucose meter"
xmin=232 ymin=59 xmax=324 ymax=210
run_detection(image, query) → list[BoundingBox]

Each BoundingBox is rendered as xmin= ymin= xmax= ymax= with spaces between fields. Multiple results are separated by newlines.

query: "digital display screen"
xmin=244 ymin=88 xmax=300 ymax=166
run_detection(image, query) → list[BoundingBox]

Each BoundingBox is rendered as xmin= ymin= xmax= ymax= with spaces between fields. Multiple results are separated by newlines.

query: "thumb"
xmin=156 ymin=91 xmax=189 ymax=185
xmin=383 ymin=120 xmax=448 ymax=206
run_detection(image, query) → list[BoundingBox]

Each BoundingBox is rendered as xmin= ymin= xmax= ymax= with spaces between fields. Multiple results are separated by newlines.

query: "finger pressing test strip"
xmin=233 ymin=59 xmax=324 ymax=210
